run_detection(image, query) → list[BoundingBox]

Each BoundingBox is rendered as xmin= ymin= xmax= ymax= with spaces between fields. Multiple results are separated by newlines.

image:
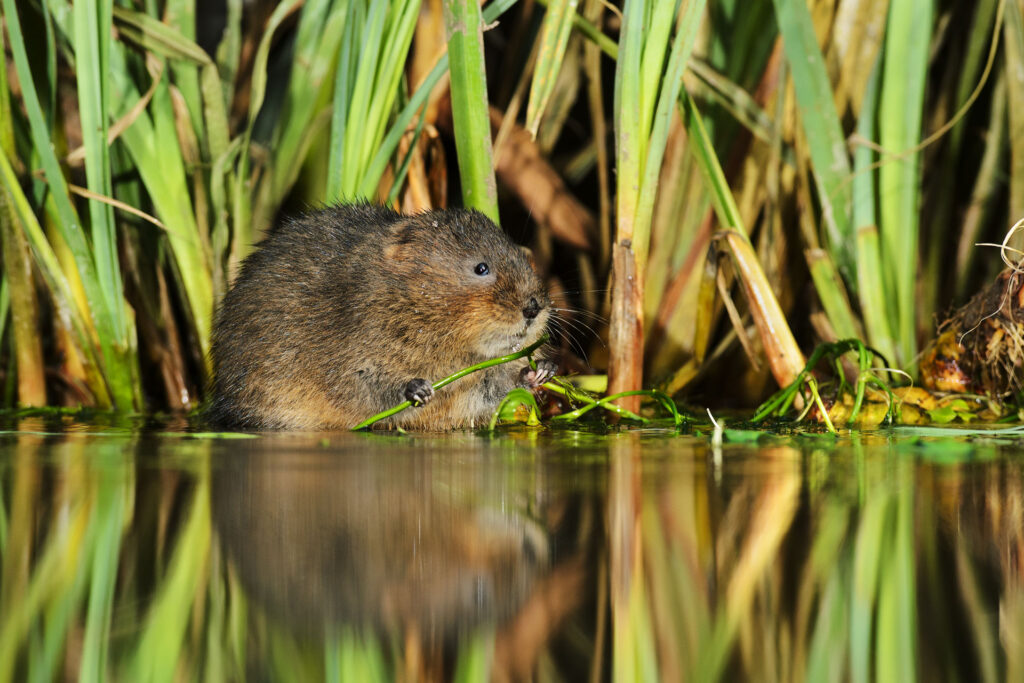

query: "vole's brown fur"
xmin=208 ymin=204 xmax=552 ymax=430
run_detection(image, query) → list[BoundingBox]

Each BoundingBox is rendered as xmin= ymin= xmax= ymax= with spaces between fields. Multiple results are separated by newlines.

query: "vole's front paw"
xmin=404 ymin=378 xmax=434 ymax=406
xmin=519 ymin=360 xmax=558 ymax=389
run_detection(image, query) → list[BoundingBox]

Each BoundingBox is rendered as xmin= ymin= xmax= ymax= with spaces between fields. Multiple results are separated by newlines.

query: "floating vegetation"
xmin=753 ymin=339 xmax=897 ymax=432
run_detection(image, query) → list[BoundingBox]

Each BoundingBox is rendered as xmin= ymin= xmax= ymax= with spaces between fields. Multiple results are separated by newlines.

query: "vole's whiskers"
xmin=547 ymin=307 xmax=606 ymax=365
xmin=550 ymin=305 xmax=607 ymax=325
xmin=547 ymin=317 xmax=591 ymax=362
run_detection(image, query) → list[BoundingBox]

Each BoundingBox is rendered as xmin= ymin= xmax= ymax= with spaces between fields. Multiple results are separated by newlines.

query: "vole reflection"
xmin=211 ymin=445 xmax=549 ymax=641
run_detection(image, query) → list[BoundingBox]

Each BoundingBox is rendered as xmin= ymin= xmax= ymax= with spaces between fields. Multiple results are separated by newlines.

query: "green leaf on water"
xmin=722 ymin=429 xmax=763 ymax=443
xmin=489 ymin=389 xmax=541 ymax=430
xmin=796 ymin=432 xmax=839 ymax=444
xmin=899 ymin=437 xmax=994 ymax=464
xmin=928 ymin=406 xmax=957 ymax=424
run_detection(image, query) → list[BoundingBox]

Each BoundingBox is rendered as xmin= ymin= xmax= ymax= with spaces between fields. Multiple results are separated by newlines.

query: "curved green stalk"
xmin=540 ymin=381 xmax=647 ymax=422
xmin=551 ymin=389 xmax=682 ymax=426
xmin=488 ymin=388 xmax=542 ymax=430
xmin=352 ymin=334 xmax=550 ymax=430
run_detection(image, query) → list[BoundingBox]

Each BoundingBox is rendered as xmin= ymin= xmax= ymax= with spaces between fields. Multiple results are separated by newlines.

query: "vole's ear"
xmin=519 ymin=246 xmax=538 ymax=271
xmin=382 ymin=219 xmax=416 ymax=260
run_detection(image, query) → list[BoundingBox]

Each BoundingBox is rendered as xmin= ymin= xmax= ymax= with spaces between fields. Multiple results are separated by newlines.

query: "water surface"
xmin=0 ymin=419 xmax=1020 ymax=681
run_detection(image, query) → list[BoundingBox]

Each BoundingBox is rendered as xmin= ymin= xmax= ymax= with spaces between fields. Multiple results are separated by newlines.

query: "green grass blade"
xmin=327 ymin=5 xmax=359 ymax=200
xmin=210 ymin=139 xmax=242 ymax=302
xmin=0 ymin=35 xmax=14 ymax=159
xmin=131 ymin=479 xmax=211 ymax=683
xmin=0 ymin=497 xmax=93 ymax=683
xmin=444 ymin=0 xmax=500 ymax=223
xmin=74 ymin=0 xmax=138 ymax=409
xmin=343 ymin=3 xmax=386 ymax=193
xmin=852 ymin=53 xmax=881 ymax=237
xmin=612 ymin=0 xmax=643 ymax=244
xmin=164 ymin=0 xmax=204 ymax=146
xmin=341 ymin=2 xmax=382 ymax=200
xmin=772 ymin=0 xmax=854 ymax=283
xmin=806 ymin=249 xmax=861 ymax=341
xmin=851 ymin=57 xmax=896 ymax=362
xmin=359 ymin=54 xmax=446 ymax=200
xmin=106 ymin=35 xmax=214 ymax=367
xmin=607 ymin=0 xmax=656 ymax=403
xmin=526 ymin=0 xmax=580 ymax=138
xmin=233 ymin=0 xmax=302 ymax=259
xmin=215 ymin=0 xmax=242 ymax=110
xmin=78 ymin=478 xmax=126 ymax=683
xmin=875 ymin=480 xmax=916 ymax=682
xmin=681 ymin=92 xmax=745 ymax=235
xmin=0 ymin=191 xmax=46 ymax=406
xmin=111 ymin=6 xmax=213 ymax=63
xmin=878 ymin=0 xmax=933 ymax=370
xmin=855 ymin=227 xmax=896 ymax=366
xmin=805 ymin=574 xmax=849 ymax=683
xmin=635 ymin=0 xmax=708 ymax=268
xmin=1003 ymin=0 xmax=1024 ymax=242
xmin=270 ymin=1 xmax=348 ymax=206
xmin=286 ymin=0 xmax=333 ymax=119
xmin=637 ymin=2 xmax=675 ymax=151
xmin=327 ymin=0 xmax=421 ymax=202
xmin=386 ymin=104 xmax=428 ymax=205
xmin=111 ymin=6 xmax=230 ymax=161
xmin=849 ymin=496 xmax=890 ymax=683
xmin=0 ymin=146 xmax=110 ymax=405
xmin=689 ymin=58 xmax=776 ymax=144
xmin=359 ymin=0 xmax=420 ymax=186
xmin=358 ymin=0 xmax=517 ymax=199
xmin=2 ymin=0 xmax=124 ymax=402
xmin=453 ymin=631 xmax=494 ymax=683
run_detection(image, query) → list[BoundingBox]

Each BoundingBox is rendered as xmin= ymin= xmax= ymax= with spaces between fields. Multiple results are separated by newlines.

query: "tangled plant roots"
xmin=921 ymin=269 xmax=1024 ymax=397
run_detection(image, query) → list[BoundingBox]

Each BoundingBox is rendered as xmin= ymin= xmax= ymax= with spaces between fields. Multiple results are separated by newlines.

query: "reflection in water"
xmin=0 ymin=425 xmax=1021 ymax=681
xmin=212 ymin=447 xmax=550 ymax=637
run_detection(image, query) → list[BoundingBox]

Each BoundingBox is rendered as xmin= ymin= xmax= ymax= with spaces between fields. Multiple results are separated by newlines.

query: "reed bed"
xmin=1 ymin=2 xmax=1021 ymax=681
xmin=0 ymin=0 xmax=1016 ymax=414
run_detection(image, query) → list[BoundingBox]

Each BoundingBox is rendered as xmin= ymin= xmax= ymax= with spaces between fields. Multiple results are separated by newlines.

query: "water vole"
xmin=208 ymin=204 xmax=554 ymax=430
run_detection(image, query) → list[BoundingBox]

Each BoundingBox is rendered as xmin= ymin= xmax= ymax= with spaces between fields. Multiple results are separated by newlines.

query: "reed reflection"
xmin=0 ymin=428 xmax=1020 ymax=681
xmin=616 ymin=437 xmax=1023 ymax=682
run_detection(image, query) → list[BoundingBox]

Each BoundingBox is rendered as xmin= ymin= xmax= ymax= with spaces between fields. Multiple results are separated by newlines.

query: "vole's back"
xmin=208 ymin=204 xmax=551 ymax=430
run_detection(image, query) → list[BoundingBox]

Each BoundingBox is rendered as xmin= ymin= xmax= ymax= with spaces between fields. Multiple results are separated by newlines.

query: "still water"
xmin=0 ymin=419 xmax=1020 ymax=681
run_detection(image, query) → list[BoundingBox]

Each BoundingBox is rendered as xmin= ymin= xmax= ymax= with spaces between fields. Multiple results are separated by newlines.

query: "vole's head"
xmin=384 ymin=209 xmax=550 ymax=358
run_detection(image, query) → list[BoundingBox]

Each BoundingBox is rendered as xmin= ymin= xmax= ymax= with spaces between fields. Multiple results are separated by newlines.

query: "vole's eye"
xmin=474 ymin=262 xmax=490 ymax=276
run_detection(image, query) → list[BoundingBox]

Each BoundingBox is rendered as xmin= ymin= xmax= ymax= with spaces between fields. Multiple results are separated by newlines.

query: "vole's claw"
xmin=519 ymin=360 xmax=558 ymax=389
xmin=405 ymin=378 xmax=434 ymax=406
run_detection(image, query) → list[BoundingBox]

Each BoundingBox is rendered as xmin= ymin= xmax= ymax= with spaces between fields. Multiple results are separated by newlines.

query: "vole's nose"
xmin=523 ymin=297 xmax=541 ymax=320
